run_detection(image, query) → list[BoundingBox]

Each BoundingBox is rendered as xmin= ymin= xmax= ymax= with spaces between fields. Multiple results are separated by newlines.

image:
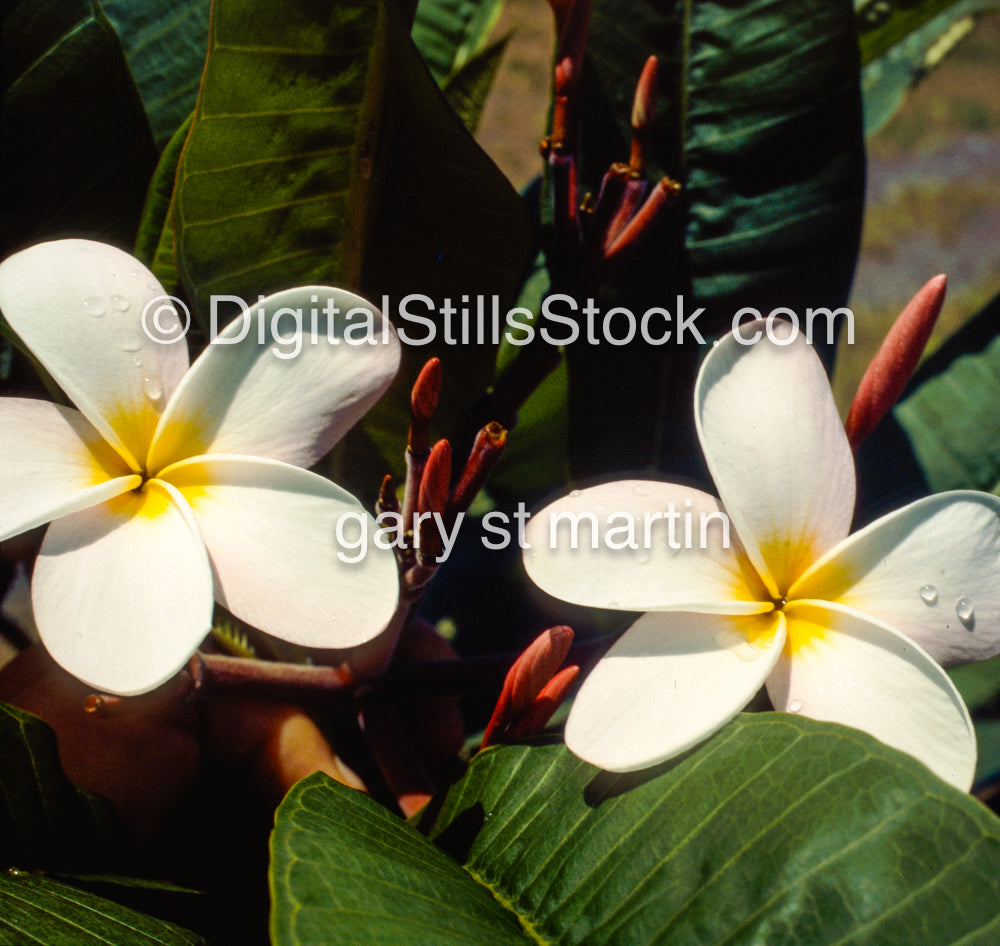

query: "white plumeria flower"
xmin=0 ymin=240 xmax=401 ymax=696
xmin=524 ymin=319 xmax=1000 ymax=791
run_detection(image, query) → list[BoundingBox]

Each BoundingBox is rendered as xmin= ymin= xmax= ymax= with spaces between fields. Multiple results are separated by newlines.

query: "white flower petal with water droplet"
xmin=792 ymin=491 xmax=1000 ymax=665
xmin=0 ymin=240 xmax=189 ymax=467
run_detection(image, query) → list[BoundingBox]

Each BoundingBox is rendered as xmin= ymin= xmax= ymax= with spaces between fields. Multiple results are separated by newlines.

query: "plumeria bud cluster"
xmin=541 ymin=0 xmax=680 ymax=295
xmin=481 ymin=625 xmax=580 ymax=748
xmin=382 ymin=357 xmax=507 ymax=594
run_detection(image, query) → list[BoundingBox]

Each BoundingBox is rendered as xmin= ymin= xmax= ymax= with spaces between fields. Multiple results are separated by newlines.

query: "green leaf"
xmin=100 ymin=0 xmax=211 ymax=148
xmin=442 ymin=35 xmax=509 ymax=134
xmin=0 ymin=703 xmax=118 ymax=871
xmin=858 ymin=0 xmax=1000 ymax=135
xmin=411 ymin=0 xmax=505 ymax=84
xmin=894 ymin=320 xmax=1000 ymax=494
xmin=0 ymin=872 xmax=205 ymax=946
xmin=1 ymin=0 xmax=158 ymax=252
xmin=173 ymin=0 xmax=530 ymax=496
xmin=270 ymin=774 xmax=531 ymax=945
xmin=271 ymin=716 xmax=1000 ymax=944
xmin=135 ymin=112 xmax=194 ymax=269
xmin=560 ymin=0 xmax=865 ymax=476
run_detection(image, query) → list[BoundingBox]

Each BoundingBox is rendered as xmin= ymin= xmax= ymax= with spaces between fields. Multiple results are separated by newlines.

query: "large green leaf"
xmin=0 ymin=873 xmax=205 ymax=946
xmin=101 ymin=0 xmax=211 ymax=148
xmin=172 ymin=0 xmax=529 ymax=495
xmin=1 ymin=0 xmax=158 ymax=253
xmin=271 ymin=716 xmax=1000 ymax=944
xmin=0 ymin=703 xmax=117 ymax=871
xmin=558 ymin=0 xmax=865 ymax=477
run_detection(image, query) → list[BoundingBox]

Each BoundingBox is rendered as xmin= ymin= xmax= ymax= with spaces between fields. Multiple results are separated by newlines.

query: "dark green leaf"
xmin=442 ymin=35 xmax=509 ymax=134
xmin=101 ymin=0 xmax=211 ymax=148
xmin=1 ymin=0 xmax=158 ymax=252
xmin=0 ymin=872 xmax=205 ymax=946
xmin=0 ymin=703 xmax=118 ymax=871
xmin=561 ymin=0 xmax=865 ymax=476
xmin=271 ymin=716 xmax=1000 ymax=944
xmin=411 ymin=0 xmax=504 ymax=84
xmin=894 ymin=325 xmax=1000 ymax=494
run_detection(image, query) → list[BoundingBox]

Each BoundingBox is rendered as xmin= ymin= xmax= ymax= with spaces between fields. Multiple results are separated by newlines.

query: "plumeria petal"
xmin=695 ymin=320 xmax=854 ymax=594
xmin=524 ymin=480 xmax=771 ymax=613
xmin=159 ymin=455 xmax=398 ymax=649
xmin=31 ymin=480 xmax=214 ymax=696
xmin=791 ymin=491 xmax=1000 ymax=666
xmin=0 ymin=240 xmax=189 ymax=469
xmin=564 ymin=610 xmax=784 ymax=771
xmin=770 ymin=602 xmax=976 ymax=791
xmin=0 ymin=399 xmax=139 ymax=541
xmin=147 ymin=287 xmax=400 ymax=473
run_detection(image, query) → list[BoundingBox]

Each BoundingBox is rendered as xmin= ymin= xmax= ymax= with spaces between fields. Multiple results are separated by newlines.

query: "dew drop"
xmin=788 ymin=699 xmax=803 ymax=713
xmin=117 ymin=337 xmax=142 ymax=353
xmin=632 ymin=548 xmax=652 ymax=565
xmin=142 ymin=376 xmax=163 ymax=405
xmin=82 ymin=296 xmax=106 ymax=317
xmin=131 ymin=356 xmax=143 ymax=368
xmin=918 ymin=584 xmax=938 ymax=605
xmin=607 ymin=600 xmax=621 ymax=608
xmin=569 ymin=489 xmax=582 ymax=497
xmin=111 ymin=294 xmax=130 ymax=312
xmin=956 ymin=596 xmax=975 ymax=630
xmin=633 ymin=485 xmax=649 ymax=497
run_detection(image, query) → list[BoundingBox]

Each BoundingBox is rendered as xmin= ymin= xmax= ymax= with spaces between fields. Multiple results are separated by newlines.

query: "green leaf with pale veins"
xmin=270 ymin=715 xmax=1000 ymax=944
xmin=0 ymin=872 xmax=205 ymax=946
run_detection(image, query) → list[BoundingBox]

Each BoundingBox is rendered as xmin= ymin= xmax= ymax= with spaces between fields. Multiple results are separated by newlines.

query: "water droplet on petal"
xmin=117 ymin=337 xmax=142 ymax=352
xmin=142 ymin=376 xmax=163 ymax=405
xmin=82 ymin=296 xmax=106 ymax=317
xmin=607 ymin=600 xmax=621 ymax=608
xmin=569 ymin=489 xmax=582 ymax=497
xmin=633 ymin=485 xmax=649 ymax=497
xmin=919 ymin=584 xmax=938 ymax=605
xmin=632 ymin=548 xmax=652 ymax=564
xmin=111 ymin=294 xmax=130 ymax=312
xmin=956 ymin=597 xmax=975 ymax=630
xmin=788 ymin=699 xmax=803 ymax=713
xmin=131 ymin=356 xmax=143 ymax=368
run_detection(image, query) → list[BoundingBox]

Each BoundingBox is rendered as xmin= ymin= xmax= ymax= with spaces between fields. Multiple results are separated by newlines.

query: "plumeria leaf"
xmin=563 ymin=0 xmax=864 ymax=477
xmin=171 ymin=0 xmax=529 ymax=497
xmin=0 ymin=872 xmax=206 ymax=946
xmin=100 ymin=0 xmax=211 ymax=148
xmin=441 ymin=36 xmax=509 ymax=134
xmin=1 ymin=0 xmax=158 ymax=252
xmin=271 ymin=718 xmax=1000 ymax=944
xmin=859 ymin=0 xmax=1000 ymax=135
xmin=411 ymin=0 xmax=505 ymax=85
xmin=0 ymin=702 xmax=118 ymax=871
